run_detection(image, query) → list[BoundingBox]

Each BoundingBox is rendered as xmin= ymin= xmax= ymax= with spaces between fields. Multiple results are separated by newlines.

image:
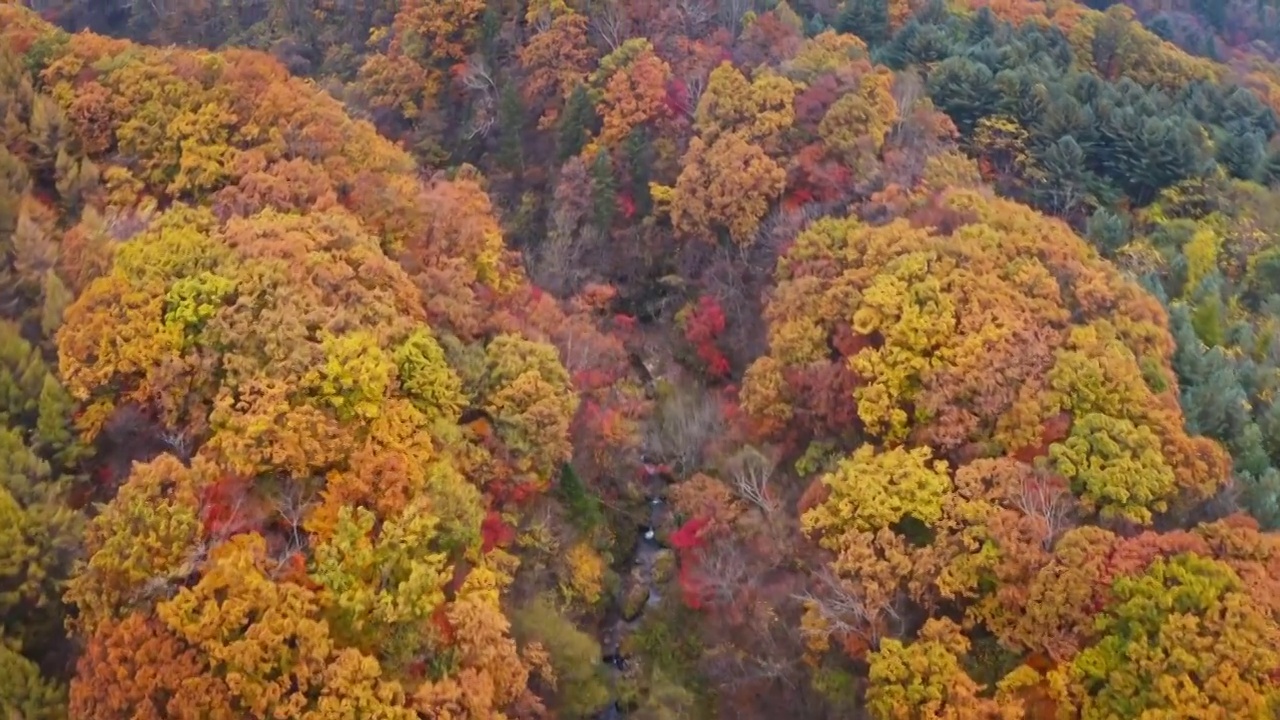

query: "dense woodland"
xmin=7 ymin=0 xmax=1280 ymax=717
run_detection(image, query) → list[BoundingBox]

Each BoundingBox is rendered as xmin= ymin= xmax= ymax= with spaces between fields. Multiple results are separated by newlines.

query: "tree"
xmin=310 ymin=502 xmax=451 ymax=670
xmin=866 ymin=618 xmax=1004 ymax=719
xmin=63 ymin=454 xmax=210 ymax=634
xmin=589 ymin=148 xmax=617 ymax=231
xmin=596 ymin=49 xmax=672 ymax=147
xmin=156 ymin=533 xmax=416 ymax=718
xmin=1050 ymin=553 xmax=1280 ymax=718
xmin=70 ymin=612 xmax=235 ymax=720
xmin=497 ymin=83 xmax=526 ymax=173
xmin=667 ymin=132 xmax=786 ymax=245
xmin=0 ymin=639 xmax=65 ymax=720
xmin=518 ymin=12 xmax=599 ymax=129
xmin=511 ymin=596 xmax=611 ymax=717
xmin=695 ymin=62 xmax=798 ymax=152
xmin=558 ymin=85 xmax=598 ymax=161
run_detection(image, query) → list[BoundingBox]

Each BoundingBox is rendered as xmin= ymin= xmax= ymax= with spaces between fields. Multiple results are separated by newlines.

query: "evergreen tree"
xmin=589 ymin=148 xmax=617 ymax=232
xmin=836 ymin=0 xmax=889 ymax=47
xmin=806 ymin=13 xmax=827 ymax=36
xmin=497 ymin=82 xmax=525 ymax=173
xmin=623 ymin=127 xmax=653 ymax=217
xmin=1084 ymin=207 xmax=1130 ymax=256
xmin=558 ymin=84 xmax=596 ymax=162
xmin=1218 ymin=127 xmax=1267 ymax=182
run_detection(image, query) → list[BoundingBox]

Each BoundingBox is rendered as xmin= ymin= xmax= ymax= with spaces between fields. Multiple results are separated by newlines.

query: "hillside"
xmin=5 ymin=0 xmax=1280 ymax=718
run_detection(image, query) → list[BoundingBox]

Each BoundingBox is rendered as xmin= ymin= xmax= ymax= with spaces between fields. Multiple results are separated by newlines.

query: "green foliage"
xmin=557 ymin=463 xmax=604 ymax=531
xmin=892 ymin=8 xmax=1267 ymax=212
xmin=162 ymin=271 xmax=237 ymax=347
xmin=511 ymin=596 xmax=612 ymax=718
xmin=590 ymin=148 xmax=617 ymax=231
xmin=558 ymin=84 xmax=597 ymax=161
xmin=393 ymin=328 xmax=465 ymax=422
xmin=837 ymin=0 xmax=890 ymax=47
xmin=311 ymin=503 xmax=450 ymax=669
xmin=620 ymin=601 xmax=712 ymax=716
xmin=498 ymin=83 xmax=526 ymax=173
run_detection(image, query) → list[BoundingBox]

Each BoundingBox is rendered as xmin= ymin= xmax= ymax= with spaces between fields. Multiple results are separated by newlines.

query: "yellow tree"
xmin=799 ymin=445 xmax=952 ymax=658
xmin=517 ymin=12 xmax=599 ymax=129
xmin=695 ymin=62 xmax=798 ymax=153
xmin=156 ymin=533 xmax=416 ymax=719
xmin=866 ymin=618 xmax=1007 ymax=720
xmin=817 ymin=66 xmax=898 ymax=175
xmin=667 ymin=131 xmax=786 ymax=246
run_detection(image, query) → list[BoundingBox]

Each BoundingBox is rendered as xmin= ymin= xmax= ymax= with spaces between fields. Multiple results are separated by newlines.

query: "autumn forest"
xmin=6 ymin=0 xmax=1280 ymax=717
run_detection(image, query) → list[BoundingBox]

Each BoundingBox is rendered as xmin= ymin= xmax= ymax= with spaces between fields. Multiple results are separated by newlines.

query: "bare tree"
xmin=891 ymin=70 xmax=926 ymax=134
xmin=159 ymin=427 xmax=192 ymax=463
xmin=590 ymin=0 xmax=631 ymax=52
xmin=794 ymin=568 xmax=902 ymax=654
xmin=712 ymin=0 xmax=755 ymax=35
xmin=691 ymin=539 xmax=752 ymax=608
xmin=1012 ymin=470 xmax=1077 ymax=550
xmin=459 ymin=56 xmax=498 ymax=140
xmin=275 ymin=484 xmax=317 ymax=555
xmin=675 ymin=0 xmax=715 ymax=36
xmin=724 ymin=445 xmax=780 ymax=514
xmin=528 ymin=228 xmax=601 ymax=297
xmin=645 ymin=387 xmax=724 ymax=475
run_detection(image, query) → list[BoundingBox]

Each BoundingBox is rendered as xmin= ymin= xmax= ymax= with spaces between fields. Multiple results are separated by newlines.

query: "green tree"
xmin=558 ymin=84 xmax=596 ymax=161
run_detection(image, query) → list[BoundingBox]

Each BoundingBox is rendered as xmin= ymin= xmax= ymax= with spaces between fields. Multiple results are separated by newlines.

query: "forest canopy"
xmin=6 ymin=0 xmax=1280 ymax=718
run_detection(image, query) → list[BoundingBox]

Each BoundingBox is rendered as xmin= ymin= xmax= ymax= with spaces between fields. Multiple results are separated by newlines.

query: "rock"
xmin=652 ymin=548 xmax=677 ymax=584
xmin=622 ymin=583 xmax=650 ymax=621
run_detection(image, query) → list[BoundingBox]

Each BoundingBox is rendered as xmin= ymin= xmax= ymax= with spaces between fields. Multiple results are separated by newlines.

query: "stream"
xmin=595 ymin=457 xmax=674 ymax=719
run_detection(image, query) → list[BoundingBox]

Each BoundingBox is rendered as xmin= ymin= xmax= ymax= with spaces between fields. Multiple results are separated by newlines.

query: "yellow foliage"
xmin=803 ymin=445 xmax=952 ymax=538
xmin=559 ymin=541 xmax=605 ymax=607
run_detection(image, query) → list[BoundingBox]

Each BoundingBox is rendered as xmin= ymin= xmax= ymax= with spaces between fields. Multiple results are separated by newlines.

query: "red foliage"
xmin=1010 ymin=411 xmax=1073 ymax=463
xmin=200 ymin=475 xmax=265 ymax=538
xmin=612 ymin=313 xmax=637 ymax=334
xmin=480 ymin=510 xmax=516 ymax=552
xmin=670 ymin=517 xmax=712 ymax=610
xmin=94 ymin=465 xmax=115 ymax=487
xmin=682 ymin=295 xmax=731 ymax=379
xmin=789 ymin=143 xmax=853 ymax=204
xmin=670 ymin=516 xmax=711 ymax=550
xmin=677 ymin=562 xmax=707 ymax=610
xmin=665 ymin=78 xmax=691 ymax=116
xmin=504 ymin=478 xmax=544 ymax=506
xmin=618 ymin=193 xmax=637 ymax=219
xmin=430 ymin=604 xmax=455 ymax=647
xmin=572 ymin=368 xmax=619 ymax=392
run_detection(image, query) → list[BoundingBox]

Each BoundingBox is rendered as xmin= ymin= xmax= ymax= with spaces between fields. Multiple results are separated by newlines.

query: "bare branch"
xmin=645 ymin=388 xmax=724 ymax=476
xmin=724 ymin=445 xmax=780 ymax=513
xmin=1012 ymin=470 xmax=1077 ymax=550
xmin=460 ymin=56 xmax=498 ymax=140
xmin=794 ymin=568 xmax=901 ymax=652
xmin=590 ymin=0 xmax=630 ymax=52
xmin=691 ymin=539 xmax=751 ymax=608
xmin=160 ymin=428 xmax=192 ymax=463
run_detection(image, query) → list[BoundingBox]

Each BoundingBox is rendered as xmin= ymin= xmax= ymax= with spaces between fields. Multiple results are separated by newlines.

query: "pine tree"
xmin=623 ymin=127 xmax=653 ymax=217
xmin=558 ymin=84 xmax=596 ymax=162
xmin=497 ymin=82 xmax=525 ymax=173
xmin=39 ymin=271 xmax=70 ymax=339
xmin=589 ymin=148 xmax=617 ymax=232
xmin=1084 ymin=207 xmax=1130 ymax=256
xmin=836 ymin=0 xmax=890 ymax=47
